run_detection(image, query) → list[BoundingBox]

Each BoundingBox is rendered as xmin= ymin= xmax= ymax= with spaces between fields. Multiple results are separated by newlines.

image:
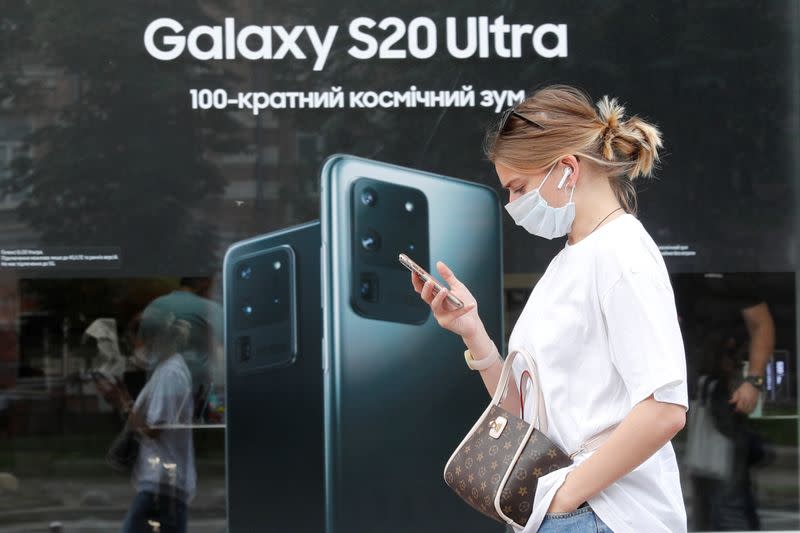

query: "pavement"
xmin=0 ymin=446 xmax=798 ymax=532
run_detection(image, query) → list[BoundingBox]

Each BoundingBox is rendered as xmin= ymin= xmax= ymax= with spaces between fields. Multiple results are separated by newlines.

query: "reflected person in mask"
xmin=142 ymin=277 xmax=224 ymax=423
xmin=119 ymin=305 xmax=196 ymax=533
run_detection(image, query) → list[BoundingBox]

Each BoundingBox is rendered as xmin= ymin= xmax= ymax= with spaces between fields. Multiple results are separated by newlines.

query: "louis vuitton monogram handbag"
xmin=443 ymin=348 xmax=614 ymax=528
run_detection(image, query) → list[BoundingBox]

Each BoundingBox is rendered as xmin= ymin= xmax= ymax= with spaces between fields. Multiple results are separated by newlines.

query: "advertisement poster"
xmin=0 ymin=1 xmax=797 ymax=531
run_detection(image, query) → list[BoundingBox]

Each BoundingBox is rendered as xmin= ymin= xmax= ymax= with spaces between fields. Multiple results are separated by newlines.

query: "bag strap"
xmin=496 ymin=348 xmax=618 ymax=459
xmin=568 ymin=423 xmax=618 ymax=459
xmin=492 ymin=348 xmax=548 ymax=434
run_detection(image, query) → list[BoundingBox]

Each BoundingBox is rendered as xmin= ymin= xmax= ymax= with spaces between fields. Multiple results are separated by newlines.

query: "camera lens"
xmin=360 ymin=188 xmax=378 ymax=207
xmin=359 ymin=273 xmax=378 ymax=302
xmin=242 ymin=304 xmax=254 ymax=316
xmin=360 ymin=281 xmax=372 ymax=297
xmin=272 ymin=297 xmax=281 ymax=305
xmin=238 ymin=336 xmax=251 ymax=362
xmin=239 ymin=264 xmax=252 ymax=280
xmin=361 ymin=229 xmax=381 ymax=252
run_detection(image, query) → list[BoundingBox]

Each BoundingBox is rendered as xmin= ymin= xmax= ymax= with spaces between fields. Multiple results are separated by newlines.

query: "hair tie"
xmin=600 ymin=120 xmax=616 ymax=160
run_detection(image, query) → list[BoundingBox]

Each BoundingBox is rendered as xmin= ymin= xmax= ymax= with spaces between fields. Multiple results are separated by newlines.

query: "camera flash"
xmin=273 ymin=261 xmax=281 ymax=270
xmin=404 ymin=201 xmax=414 ymax=212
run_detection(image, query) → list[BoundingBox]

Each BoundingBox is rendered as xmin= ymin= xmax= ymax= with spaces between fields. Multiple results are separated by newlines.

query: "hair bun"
xmin=595 ymin=95 xmax=663 ymax=179
xmin=596 ymin=95 xmax=624 ymax=160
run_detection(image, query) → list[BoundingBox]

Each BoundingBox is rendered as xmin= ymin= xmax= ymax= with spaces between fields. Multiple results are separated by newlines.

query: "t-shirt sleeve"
xmin=601 ymin=267 xmax=689 ymax=411
xmin=144 ymin=364 xmax=193 ymax=426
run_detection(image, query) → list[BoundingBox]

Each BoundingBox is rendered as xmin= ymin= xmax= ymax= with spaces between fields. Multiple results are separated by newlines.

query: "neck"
xmin=566 ymin=177 xmax=624 ymax=246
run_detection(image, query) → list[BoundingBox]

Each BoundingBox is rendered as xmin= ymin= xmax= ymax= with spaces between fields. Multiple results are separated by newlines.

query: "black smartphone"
xmin=321 ymin=154 xmax=505 ymax=532
xmin=223 ymin=220 xmax=323 ymax=532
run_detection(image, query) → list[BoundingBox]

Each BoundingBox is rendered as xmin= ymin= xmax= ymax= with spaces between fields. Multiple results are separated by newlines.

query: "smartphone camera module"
xmin=351 ymin=177 xmax=429 ymax=324
xmin=361 ymin=229 xmax=381 ymax=252
xmin=230 ymin=244 xmax=297 ymax=372
xmin=360 ymin=188 xmax=378 ymax=207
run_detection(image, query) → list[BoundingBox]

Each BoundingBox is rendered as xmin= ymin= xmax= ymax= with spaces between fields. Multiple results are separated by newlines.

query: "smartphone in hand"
xmin=398 ymin=253 xmax=464 ymax=309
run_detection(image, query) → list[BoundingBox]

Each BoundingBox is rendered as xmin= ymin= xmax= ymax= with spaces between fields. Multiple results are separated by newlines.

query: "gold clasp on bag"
xmin=488 ymin=416 xmax=507 ymax=439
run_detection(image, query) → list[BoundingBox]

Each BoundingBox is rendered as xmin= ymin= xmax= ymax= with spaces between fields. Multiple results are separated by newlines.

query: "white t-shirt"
xmin=508 ymin=213 xmax=689 ymax=533
xmin=132 ymin=353 xmax=197 ymax=503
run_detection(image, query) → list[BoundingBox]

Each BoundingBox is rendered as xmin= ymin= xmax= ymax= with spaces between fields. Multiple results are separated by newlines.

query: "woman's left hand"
xmin=546 ymin=477 xmax=580 ymax=514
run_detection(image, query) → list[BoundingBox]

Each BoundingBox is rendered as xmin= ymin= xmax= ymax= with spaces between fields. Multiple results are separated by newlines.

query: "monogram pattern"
xmin=444 ymin=405 xmax=572 ymax=527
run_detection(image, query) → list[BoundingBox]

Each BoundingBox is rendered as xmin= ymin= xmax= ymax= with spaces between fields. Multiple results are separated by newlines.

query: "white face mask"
xmin=504 ymin=162 xmax=576 ymax=240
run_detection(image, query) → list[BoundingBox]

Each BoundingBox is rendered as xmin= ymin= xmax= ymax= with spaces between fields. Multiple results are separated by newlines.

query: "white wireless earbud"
xmin=557 ymin=167 xmax=573 ymax=190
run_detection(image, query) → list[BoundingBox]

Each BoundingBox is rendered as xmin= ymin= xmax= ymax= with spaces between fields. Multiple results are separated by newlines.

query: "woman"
xmin=118 ymin=304 xmax=197 ymax=533
xmin=411 ymin=85 xmax=688 ymax=533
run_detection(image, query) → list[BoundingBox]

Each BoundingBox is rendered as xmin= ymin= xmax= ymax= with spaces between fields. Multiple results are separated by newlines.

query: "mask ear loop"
xmin=567 ymin=180 xmax=576 ymax=203
xmin=557 ymin=166 xmax=573 ymax=190
xmin=557 ymin=167 xmax=576 ymax=204
xmin=536 ymin=161 xmax=559 ymax=191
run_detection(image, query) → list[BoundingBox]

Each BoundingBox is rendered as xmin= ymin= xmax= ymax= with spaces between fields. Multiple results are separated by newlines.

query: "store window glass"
xmin=1 ymin=1 xmax=798 ymax=532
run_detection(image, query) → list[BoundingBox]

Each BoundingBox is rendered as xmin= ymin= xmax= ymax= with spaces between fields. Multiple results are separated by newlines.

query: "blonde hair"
xmin=484 ymin=84 xmax=663 ymax=215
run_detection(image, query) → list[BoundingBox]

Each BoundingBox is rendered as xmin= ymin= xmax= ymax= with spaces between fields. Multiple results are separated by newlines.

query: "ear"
xmin=557 ymin=155 xmax=580 ymax=189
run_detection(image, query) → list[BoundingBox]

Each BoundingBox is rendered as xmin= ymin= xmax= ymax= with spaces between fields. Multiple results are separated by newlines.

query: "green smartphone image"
xmin=223 ymin=221 xmax=324 ymax=532
xmin=320 ymin=154 xmax=505 ymax=532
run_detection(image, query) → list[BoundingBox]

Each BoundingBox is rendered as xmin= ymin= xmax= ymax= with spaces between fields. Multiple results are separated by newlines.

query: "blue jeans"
xmin=538 ymin=503 xmax=613 ymax=532
xmin=121 ymin=491 xmax=187 ymax=533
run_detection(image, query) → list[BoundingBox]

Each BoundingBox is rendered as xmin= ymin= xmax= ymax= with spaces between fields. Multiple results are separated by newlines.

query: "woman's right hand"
xmin=411 ymin=260 xmax=483 ymax=339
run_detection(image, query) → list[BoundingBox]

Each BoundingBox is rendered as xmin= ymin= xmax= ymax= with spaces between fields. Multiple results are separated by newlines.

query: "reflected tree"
xmin=1 ymin=0 xmax=242 ymax=275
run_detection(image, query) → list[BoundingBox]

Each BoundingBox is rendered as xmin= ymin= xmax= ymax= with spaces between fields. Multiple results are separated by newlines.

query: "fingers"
xmin=420 ymin=279 xmax=435 ymax=304
xmin=436 ymin=261 xmax=462 ymax=288
xmin=730 ymin=387 xmax=759 ymax=414
xmin=429 ymin=283 xmax=448 ymax=313
xmin=437 ymin=302 xmax=477 ymax=330
xmin=729 ymin=391 xmax=743 ymax=412
xmin=741 ymin=394 xmax=756 ymax=413
xmin=411 ymin=271 xmax=424 ymax=293
xmin=432 ymin=286 xmax=476 ymax=325
xmin=414 ymin=272 xmax=476 ymax=328
xmin=729 ymin=391 xmax=755 ymax=414
xmin=448 ymin=299 xmax=477 ymax=320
